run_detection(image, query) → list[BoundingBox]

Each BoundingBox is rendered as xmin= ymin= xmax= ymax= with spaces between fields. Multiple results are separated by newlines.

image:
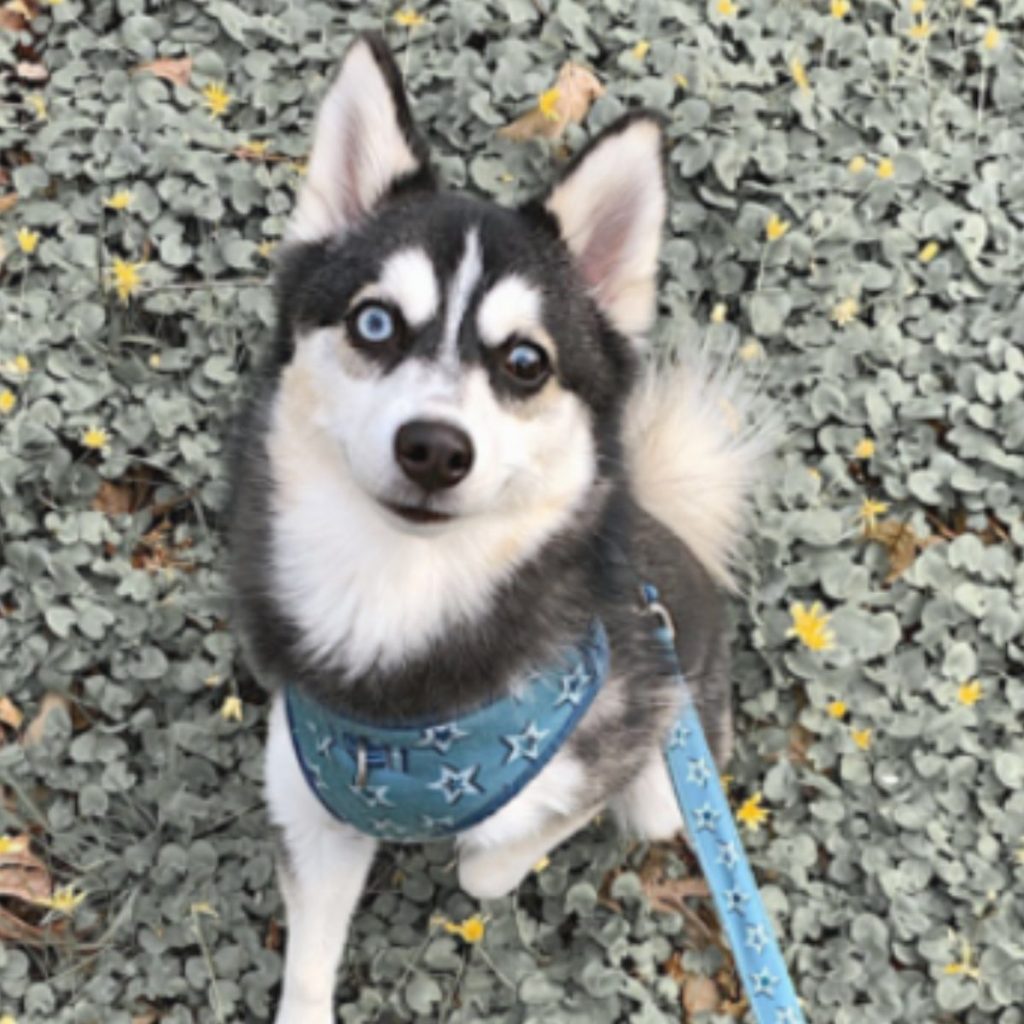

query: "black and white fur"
xmin=229 ymin=34 xmax=769 ymax=1024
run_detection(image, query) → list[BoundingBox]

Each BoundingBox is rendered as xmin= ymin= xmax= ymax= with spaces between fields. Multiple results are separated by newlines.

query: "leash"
xmin=642 ymin=584 xmax=807 ymax=1024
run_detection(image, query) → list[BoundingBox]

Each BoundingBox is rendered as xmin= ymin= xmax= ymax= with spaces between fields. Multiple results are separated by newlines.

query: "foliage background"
xmin=1 ymin=0 xmax=1023 ymax=1021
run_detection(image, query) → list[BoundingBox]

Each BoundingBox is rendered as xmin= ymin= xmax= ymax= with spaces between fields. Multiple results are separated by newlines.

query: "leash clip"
xmin=354 ymin=740 xmax=368 ymax=789
xmin=638 ymin=583 xmax=676 ymax=642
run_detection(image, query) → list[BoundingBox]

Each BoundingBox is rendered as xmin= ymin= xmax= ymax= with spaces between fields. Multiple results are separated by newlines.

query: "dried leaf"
xmin=92 ymin=478 xmax=146 ymax=516
xmin=0 ymin=193 xmax=17 ymax=215
xmin=683 ymin=975 xmax=721 ymax=1014
xmin=0 ymin=696 xmax=23 ymax=730
xmin=499 ymin=62 xmax=604 ymax=141
xmin=0 ymin=0 xmax=37 ymax=33
xmin=0 ymin=836 xmax=53 ymax=943
xmin=867 ymin=519 xmax=941 ymax=583
xmin=16 ymin=60 xmax=47 ymax=81
xmin=135 ymin=55 xmax=193 ymax=87
xmin=21 ymin=692 xmax=70 ymax=748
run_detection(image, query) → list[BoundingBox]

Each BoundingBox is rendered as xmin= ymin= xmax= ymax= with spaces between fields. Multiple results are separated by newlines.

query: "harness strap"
xmin=644 ymin=585 xmax=807 ymax=1024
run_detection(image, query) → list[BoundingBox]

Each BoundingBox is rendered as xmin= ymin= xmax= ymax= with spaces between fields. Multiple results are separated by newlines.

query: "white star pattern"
xmin=686 ymin=757 xmax=711 ymax=786
xmin=775 ymin=1009 xmax=802 ymax=1024
xmin=554 ymin=665 xmax=590 ymax=706
xmin=668 ymin=721 xmax=691 ymax=749
xmin=717 ymin=841 xmax=739 ymax=868
xmin=416 ymin=722 xmax=468 ymax=753
xmin=745 ymin=924 xmax=770 ymax=954
xmin=348 ymin=784 xmax=393 ymax=808
xmin=724 ymin=886 xmax=750 ymax=914
xmin=308 ymin=762 xmax=328 ymax=793
xmin=368 ymin=818 xmax=406 ymax=837
xmin=428 ymin=764 xmax=483 ymax=805
xmin=692 ymin=803 xmax=719 ymax=832
xmin=502 ymin=720 xmax=550 ymax=763
xmin=315 ymin=734 xmax=334 ymax=757
xmin=752 ymin=968 xmax=776 ymax=997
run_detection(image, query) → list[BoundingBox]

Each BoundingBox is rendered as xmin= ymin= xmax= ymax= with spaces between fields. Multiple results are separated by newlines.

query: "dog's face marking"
xmin=262 ymin=34 xmax=665 ymax=672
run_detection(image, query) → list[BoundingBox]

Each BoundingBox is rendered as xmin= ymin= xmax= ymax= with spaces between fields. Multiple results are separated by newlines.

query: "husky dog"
xmin=230 ymin=33 xmax=767 ymax=1024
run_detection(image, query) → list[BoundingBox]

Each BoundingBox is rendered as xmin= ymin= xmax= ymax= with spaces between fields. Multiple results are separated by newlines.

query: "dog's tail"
xmin=622 ymin=344 xmax=777 ymax=591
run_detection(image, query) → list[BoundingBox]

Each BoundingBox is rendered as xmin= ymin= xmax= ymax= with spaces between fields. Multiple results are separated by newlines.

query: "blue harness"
xmin=285 ymin=590 xmax=806 ymax=1024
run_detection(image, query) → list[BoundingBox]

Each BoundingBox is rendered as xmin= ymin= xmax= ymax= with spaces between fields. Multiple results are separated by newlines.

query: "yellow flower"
xmin=533 ymin=856 xmax=550 ymax=873
xmin=221 ymin=695 xmax=243 ymax=722
xmin=393 ymin=8 xmax=426 ymax=27
xmin=739 ymin=340 xmax=764 ymax=361
xmin=28 ymin=94 xmax=47 ymax=120
xmin=830 ymin=0 xmax=849 ymax=17
xmin=104 ymin=190 xmax=133 ymax=210
xmin=766 ymin=213 xmax=790 ymax=241
xmin=149 ymin=353 xmax=161 ymax=369
xmin=710 ymin=302 xmax=728 ymax=324
xmin=876 ymin=157 xmax=895 ymax=179
xmin=0 ymin=390 xmax=16 ymax=415
xmin=435 ymin=914 xmax=486 ymax=943
xmin=110 ymin=258 xmax=143 ymax=303
xmin=674 ymin=73 xmax=689 ymax=89
xmin=854 ymin=437 xmax=876 ymax=459
xmin=918 ymin=241 xmax=940 ymax=263
xmin=910 ymin=0 xmax=926 ymax=14
xmin=0 ymin=1014 xmax=16 ymax=1024
xmin=982 ymin=26 xmax=1000 ymax=50
xmin=202 ymin=82 xmax=232 ymax=118
xmin=962 ymin=0 xmax=976 ymax=7
xmin=848 ymin=155 xmax=867 ymax=174
xmin=908 ymin=20 xmax=932 ymax=41
xmin=17 ymin=227 xmax=39 ymax=254
xmin=831 ymin=297 xmax=859 ymax=326
xmin=632 ymin=40 xmax=651 ymax=60
xmin=717 ymin=0 xmax=737 ymax=16
xmin=82 ymin=426 xmax=110 ymax=450
xmin=957 ymin=680 xmax=983 ymax=706
xmin=257 ymin=240 xmax=277 ymax=259
xmin=238 ymin=139 xmax=270 ymax=158
xmin=41 ymin=885 xmax=86 ymax=913
xmin=944 ymin=938 xmax=981 ymax=979
xmin=827 ymin=700 xmax=848 ymax=719
xmin=851 ymin=727 xmax=872 ymax=750
xmin=538 ymin=87 xmax=561 ymax=122
xmin=790 ymin=58 xmax=810 ymax=93
xmin=737 ymin=793 xmax=769 ymax=832
xmin=858 ymin=497 xmax=889 ymax=532
xmin=12 ymin=354 xmax=30 ymax=374
xmin=0 ymin=834 xmax=28 ymax=854
xmin=191 ymin=901 xmax=219 ymax=917
xmin=787 ymin=602 xmax=834 ymax=652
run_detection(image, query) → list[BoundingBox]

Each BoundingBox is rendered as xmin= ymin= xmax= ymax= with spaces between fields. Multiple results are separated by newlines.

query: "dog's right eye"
xmin=349 ymin=302 xmax=402 ymax=347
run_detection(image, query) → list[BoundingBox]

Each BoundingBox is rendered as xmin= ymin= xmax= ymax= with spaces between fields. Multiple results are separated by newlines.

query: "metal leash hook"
xmin=643 ymin=581 xmax=808 ymax=1024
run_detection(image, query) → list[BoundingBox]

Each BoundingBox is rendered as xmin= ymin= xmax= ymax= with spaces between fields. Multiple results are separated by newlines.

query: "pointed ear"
xmin=287 ymin=33 xmax=432 ymax=242
xmin=542 ymin=114 xmax=666 ymax=338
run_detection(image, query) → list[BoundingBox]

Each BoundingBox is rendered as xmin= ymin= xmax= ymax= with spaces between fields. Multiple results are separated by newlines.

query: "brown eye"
xmin=502 ymin=340 xmax=550 ymax=388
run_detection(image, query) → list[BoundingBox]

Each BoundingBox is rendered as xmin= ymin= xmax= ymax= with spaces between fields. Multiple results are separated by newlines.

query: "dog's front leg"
xmin=266 ymin=695 xmax=378 ymax=1024
xmin=456 ymin=753 xmax=600 ymax=901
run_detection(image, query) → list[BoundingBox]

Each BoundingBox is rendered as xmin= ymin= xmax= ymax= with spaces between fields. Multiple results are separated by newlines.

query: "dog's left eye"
xmin=351 ymin=302 xmax=399 ymax=345
xmin=502 ymin=340 xmax=551 ymax=389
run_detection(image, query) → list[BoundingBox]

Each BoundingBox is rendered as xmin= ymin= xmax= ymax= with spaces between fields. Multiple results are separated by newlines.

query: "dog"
xmin=228 ymin=32 xmax=769 ymax=1024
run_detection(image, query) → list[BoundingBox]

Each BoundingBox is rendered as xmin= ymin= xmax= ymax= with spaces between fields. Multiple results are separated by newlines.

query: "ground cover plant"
xmin=1 ymin=0 xmax=1023 ymax=1021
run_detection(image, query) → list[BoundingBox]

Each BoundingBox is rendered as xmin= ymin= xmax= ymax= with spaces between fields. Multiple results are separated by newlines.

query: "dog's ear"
xmin=541 ymin=114 xmax=666 ymax=339
xmin=288 ymin=33 xmax=433 ymax=242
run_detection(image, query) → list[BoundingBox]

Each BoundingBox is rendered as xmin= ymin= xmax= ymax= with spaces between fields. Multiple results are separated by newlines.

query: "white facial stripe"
xmin=377 ymin=248 xmax=439 ymax=327
xmin=441 ymin=230 xmax=482 ymax=362
xmin=477 ymin=276 xmax=543 ymax=348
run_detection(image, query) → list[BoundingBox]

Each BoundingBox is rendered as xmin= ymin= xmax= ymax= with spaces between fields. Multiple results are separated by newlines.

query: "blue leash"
xmin=644 ymin=584 xmax=807 ymax=1024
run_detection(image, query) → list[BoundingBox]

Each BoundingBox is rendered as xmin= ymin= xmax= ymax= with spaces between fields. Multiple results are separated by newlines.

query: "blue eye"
xmin=503 ymin=340 xmax=550 ymax=387
xmin=353 ymin=303 xmax=397 ymax=344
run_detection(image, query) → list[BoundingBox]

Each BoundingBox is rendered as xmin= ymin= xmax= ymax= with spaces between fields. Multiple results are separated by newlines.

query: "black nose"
xmin=394 ymin=420 xmax=474 ymax=491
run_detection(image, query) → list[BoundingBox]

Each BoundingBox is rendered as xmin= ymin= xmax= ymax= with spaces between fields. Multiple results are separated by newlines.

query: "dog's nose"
xmin=394 ymin=420 xmax=474 ymax=491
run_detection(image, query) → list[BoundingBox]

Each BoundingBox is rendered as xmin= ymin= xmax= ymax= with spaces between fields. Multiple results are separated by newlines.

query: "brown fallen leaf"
xmin=135 ymin=55 xmax=193 ymax=87
xmin=499 ymin=61 xmax=604 ymax=142
xmin=0 ymin=0 xmax=38 ymax=33
xmin=131 ymin=1009 xmax=161 ymax=1024
xmin=866 ymin=518 xmax=942 ymax=584
xmin=0 ymin=834 xmax=52 ymax=943
xmin=0 ymin=193 xmax=17 ymax=215
xmin=21 ymin=693 xmax=70 ymax=748
xmin=92 ymin=477 xmax=148 ymax=517
xmin=683 ymin=974 xmax=721 ymax=1015
xmin=642 ymin=875 xmax=710 ymax=915
xmin=0 ymin=696 xmax=23 ymax=730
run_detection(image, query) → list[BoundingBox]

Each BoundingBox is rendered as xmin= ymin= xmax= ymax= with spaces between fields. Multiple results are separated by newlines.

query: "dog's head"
xmin=271 ymin=34 xmax=666 ymax=539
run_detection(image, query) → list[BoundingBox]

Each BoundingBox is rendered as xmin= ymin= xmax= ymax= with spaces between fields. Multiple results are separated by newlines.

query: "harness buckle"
xmin=638 ymin=583 xmax=676 ymax=642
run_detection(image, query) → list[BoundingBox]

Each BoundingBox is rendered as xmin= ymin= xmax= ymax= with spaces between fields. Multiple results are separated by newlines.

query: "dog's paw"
xmin=457 ymin=850 xmax=521 ymax=901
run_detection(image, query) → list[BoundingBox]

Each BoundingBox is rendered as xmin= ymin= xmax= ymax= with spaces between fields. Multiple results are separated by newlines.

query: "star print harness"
xmin=284 ymin=591 xmax=807 ymax=1024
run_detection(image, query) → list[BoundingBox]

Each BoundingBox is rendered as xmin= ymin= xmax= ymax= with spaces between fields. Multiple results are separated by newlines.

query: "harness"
xmin=285 ymin=589 xmax=806 ymax=1024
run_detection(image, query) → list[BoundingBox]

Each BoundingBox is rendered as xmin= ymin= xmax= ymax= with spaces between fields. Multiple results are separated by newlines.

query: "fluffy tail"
xmin=623 ymin=346 xmax=777 ymax=591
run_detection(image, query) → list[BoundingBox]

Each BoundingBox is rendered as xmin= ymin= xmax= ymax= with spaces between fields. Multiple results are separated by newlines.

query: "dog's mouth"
xmin=381 ymin=501 xmax=455 ymax=526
